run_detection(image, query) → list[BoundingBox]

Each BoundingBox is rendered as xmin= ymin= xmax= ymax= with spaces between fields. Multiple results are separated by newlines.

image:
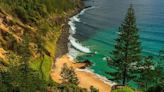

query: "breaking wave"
xmin=68 ymin=7 xmax=95 ymax=57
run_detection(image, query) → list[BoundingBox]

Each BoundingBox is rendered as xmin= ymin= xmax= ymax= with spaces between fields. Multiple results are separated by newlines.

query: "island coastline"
xmin=52 ymin=2 xmax=115 ymax=91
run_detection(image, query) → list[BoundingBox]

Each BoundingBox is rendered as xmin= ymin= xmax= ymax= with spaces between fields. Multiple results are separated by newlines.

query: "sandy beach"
xmin=51 ymin=54 xmax=112 ymax=92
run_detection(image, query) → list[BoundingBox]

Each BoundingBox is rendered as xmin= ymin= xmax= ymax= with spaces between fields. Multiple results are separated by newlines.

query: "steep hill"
xmin=0 ymin=0 xmax=83 ymax=80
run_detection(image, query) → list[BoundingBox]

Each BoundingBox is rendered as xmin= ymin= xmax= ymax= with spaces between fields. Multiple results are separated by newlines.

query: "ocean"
xmin=68 ymin=0 xmax=164 ymax=83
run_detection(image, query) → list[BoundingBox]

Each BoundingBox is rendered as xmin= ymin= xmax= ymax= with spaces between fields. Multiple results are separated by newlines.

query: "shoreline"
xmin=76 ymin=68 xmax=116 ymax=86
xmin=51 ymin=54 xmax=112 ymax=92
xmin=52 ymin=1 xmax=116 ymax=92
xmin=54 ymin=1 xmax=85 ymax=59
xmin=55 ymin=3 xmax=93 ymax=59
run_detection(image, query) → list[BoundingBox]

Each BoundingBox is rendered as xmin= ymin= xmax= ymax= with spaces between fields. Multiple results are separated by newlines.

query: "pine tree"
xmin=149 ymin=50 xmax=164 ymax=87
xmin=60 ymin=63 xmax=79 ymax=85
xmin=69 ymin=67 xmax=79 ymax=85
xmin=107 ymin=5 xmax=141 ymax=85
xmin=90 ymin=86 xmax=99 ymax=92
xmin=135 ymin=51 xmax=164 ymax=90
xmin=137 ymin=56 xmax=154 ymax=90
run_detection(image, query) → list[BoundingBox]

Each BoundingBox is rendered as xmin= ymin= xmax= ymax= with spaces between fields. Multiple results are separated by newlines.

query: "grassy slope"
xmin=0 ymin=0 xmax=83 ymax=81
xmin=112 ymin=86 xmax=135 ymax=92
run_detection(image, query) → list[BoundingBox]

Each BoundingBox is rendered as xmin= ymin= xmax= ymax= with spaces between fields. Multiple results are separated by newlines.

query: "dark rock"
xmin=83 ymin=60 xmax=92 ymax=66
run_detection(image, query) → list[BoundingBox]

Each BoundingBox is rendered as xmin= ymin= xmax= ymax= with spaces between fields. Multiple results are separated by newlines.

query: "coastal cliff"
xmin=0 ymin=0 xmax=112 ymax=92
xmin=0 ymin=0 xmax=92 ymax=92
xmin=0 ymin=0 xmax=84 ymax=81
xmin=55 ymin=7 xmax=84 ymax=59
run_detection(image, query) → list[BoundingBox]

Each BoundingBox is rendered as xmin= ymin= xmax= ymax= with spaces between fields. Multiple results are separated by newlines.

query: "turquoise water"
xmin=71 ymin=0 xmax=164 ymax=80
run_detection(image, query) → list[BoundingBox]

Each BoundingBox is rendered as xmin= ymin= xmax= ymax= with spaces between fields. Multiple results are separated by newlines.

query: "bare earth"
xmin=51 ymin=55 xmax=112 ymax=92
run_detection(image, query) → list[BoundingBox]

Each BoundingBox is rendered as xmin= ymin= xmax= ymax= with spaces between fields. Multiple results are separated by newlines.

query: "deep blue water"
xmin=71 ymin=0 xmax=164 ymax=83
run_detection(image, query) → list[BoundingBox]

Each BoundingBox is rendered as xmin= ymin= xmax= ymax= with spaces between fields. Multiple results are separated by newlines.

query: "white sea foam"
xmin=79 ymin=6 xmax=95 ymax=15
xmin=69 ymin=36 xmax=91 ymax=53
xmin=68 ymin=7 xmax=95 ymax=56
xmin=68 ymin=43 xmax=80 ymax=58
xmin=68 ymin=21 xmax=76 ymax=34
xmin=72 ymin=15 xmax=80 ymax=22
xmin=67 ymin=7 xmax=116 ymax=87
xmin=76 ymin=68 xmax=117 ymax=86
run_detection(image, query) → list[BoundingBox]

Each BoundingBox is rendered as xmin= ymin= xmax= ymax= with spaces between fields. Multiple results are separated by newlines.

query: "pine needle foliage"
xmin=108 ymin=5 xmax=141 ymax=85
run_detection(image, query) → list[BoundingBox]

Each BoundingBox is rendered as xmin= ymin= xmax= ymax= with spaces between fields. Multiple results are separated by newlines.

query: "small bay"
xmin=70 ymin=0 xmax=164 ymax=84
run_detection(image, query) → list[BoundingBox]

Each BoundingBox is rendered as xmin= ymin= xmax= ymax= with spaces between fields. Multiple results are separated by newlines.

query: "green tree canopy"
xmin=107 ymin=4 xmax=141 ymax=85
xmin=60 ymin=63 xmax=79 ymax=85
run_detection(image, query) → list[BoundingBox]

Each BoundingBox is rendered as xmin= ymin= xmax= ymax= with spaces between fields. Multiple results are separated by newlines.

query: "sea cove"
xmin=68 ymin=0 xmax=164 ymax=80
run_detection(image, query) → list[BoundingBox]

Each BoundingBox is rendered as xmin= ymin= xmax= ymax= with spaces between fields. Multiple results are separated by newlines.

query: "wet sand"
xmin=51 ymin=55 xmax=112 ymax=92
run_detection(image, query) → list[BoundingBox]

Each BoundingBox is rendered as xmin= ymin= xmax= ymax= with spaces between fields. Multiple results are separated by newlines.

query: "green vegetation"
xmin=90 ymin=86 xmax=99 ymax=92
xmin=0 ymin=0 xmax=81 ymax=23
xmin=55 ymin=83 xmax=87 ymax=92
xmin=30 ymin=55 xmax=53 ymax=81
xmin=0 ymin=54 xmax=47 ymax=92
xmin=0 ymin=55 xmax=87 ymax=92
xmin=136 ymin=56 xmax=155 ymax=90
xmin=112 ymin=86 xmax=135 ymax=92
xmin=108 ymin=5 xmax=141 ymax=85
xmin=0 ymin=0 xmax=87 ymax=92
xmin=146 ymin=81 xmax=164 ymax=92
xmin=0 ymin=0 xmax=81 ymax=78
xmin=61 ymin=63 xmax=79 ymax=85
xmin=0 ymin=0 xmax=163 ymax=91
xmin=132 ymin=50 xmax=164 ymax=91
xmin=108 ymin=5 xmax=164 ymax=92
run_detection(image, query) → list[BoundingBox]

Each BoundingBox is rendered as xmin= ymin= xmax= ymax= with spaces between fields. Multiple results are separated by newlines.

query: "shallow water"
xmin=69 ymin=0 xmax=164 ymax=84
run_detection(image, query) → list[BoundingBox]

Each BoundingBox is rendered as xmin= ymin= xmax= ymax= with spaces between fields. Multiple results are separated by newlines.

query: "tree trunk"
xmin=123 ymin=67 xmax=127 ymax=85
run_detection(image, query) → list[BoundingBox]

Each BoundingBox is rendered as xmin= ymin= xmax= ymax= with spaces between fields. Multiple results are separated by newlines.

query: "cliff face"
xmin=55 ymin=8 xmax=84 ymax=59
xmin=0 ymin=0 xmax=83 ymax=79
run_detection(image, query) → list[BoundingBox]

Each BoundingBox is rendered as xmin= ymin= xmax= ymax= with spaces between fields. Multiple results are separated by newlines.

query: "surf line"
xmin=68 ymin=6 xmax=95 ymax=55
xmin=67 ymin=6 xmax=117 ymax=87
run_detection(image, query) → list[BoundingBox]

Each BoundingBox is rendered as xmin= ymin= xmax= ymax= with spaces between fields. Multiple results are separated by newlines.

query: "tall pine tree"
xmin=108 ymin=5 xmax=141 ymax=85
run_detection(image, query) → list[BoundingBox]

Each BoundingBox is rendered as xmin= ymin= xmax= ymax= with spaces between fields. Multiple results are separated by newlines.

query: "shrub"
xmin=90 ymin=86 xmax=99 ymax=92
xmin=60 ymin=63 xmax=79 ymax=85
xmin=146 ymin=81 xmax=164 ymax=92
xmin=14 ymin=6 xmax=29 ymax=23
xmin=112 ymin=86 xmax=135 ymax=92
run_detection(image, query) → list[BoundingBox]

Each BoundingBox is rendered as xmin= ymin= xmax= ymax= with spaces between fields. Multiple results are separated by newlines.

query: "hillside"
xmin=0 ymin=0 xmax=88 ymax=92
xmin=0 ymin=0 xmax=81 ymax=76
